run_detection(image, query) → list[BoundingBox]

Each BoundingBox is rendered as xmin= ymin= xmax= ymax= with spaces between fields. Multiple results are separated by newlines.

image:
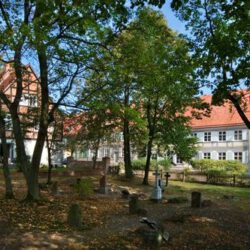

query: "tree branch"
xmin=0 ymin=0 xmax=12 ymax=30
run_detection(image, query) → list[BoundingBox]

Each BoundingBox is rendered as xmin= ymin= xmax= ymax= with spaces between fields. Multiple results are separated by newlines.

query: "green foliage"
xmin=191 ymin=159 xmax=247 ymax=177
xmin=174 ymin=0 xmax=250 ymax=126
xmin=132 ymin=158 xmax=170 ymax=170
xmin=74 ymin=179 xmax=94 ymax=198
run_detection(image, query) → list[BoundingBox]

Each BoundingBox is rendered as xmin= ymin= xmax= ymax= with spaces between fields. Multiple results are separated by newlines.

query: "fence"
xmin=134 ymin=169 xmax=250 ymax=187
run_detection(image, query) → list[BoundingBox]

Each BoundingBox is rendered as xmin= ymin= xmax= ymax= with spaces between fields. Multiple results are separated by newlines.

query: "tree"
xmin=0 ymin=109 xmax=14 ymax=199
xmin=123 ymin=9 xmax=202 ymax=184
xmin=0 ymin=0 xmax=166 ymax=201
xmin=77 ymin=108 xmax=116 ymax=169
xmin=173 ymin=0 xmax=250 ymax=127
xmin=81 ymin=37 xmax=144 ymax=178
xmin=83 ymin=8 xmax=205 ymax=183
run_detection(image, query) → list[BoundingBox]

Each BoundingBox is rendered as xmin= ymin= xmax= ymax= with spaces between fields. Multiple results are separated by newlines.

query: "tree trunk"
xmin=46 ymin=135 xmax=53 ymax=185
xmin=143 ymin=134 xmax=153 ymax=185
xmin=0 ymin=115 xmax=14 ymax=199
xmin=143 ymin=101 xmax=157 ymax=185
xmin=227 ymin=93 xmax=250 ymax=129
xmin=123 ymin=118 xmax=133 ymax=178
xmin=123 ymin=85 xmax=133 ymax=178
xmin=92 ymin=138 xmax=100 ymax=169
xmin=25 ymin=172 xmax=40 ymax=201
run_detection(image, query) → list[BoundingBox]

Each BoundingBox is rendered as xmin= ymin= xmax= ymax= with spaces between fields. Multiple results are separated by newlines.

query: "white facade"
xmin=3 ymin=139 xmax=49 ymax=165
xmin=192 ymin=126 xmax=250 ymax=165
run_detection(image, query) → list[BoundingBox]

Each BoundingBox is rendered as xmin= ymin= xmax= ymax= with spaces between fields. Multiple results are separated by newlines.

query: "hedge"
xmin=191 ymin=159 xmax=247 ymax=183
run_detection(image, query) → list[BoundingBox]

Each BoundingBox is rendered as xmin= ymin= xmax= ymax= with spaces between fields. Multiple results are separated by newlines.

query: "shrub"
xmin=74 ymin=178 xmax=94 ymax=198
xmin=158 ymin=159 xmax=171 ymax=170
xmin=191 ymin=159 xmax=247 ymax=183
xmin=132 ymin=158 xmax=171 ymax=171
xmin=132 ymin=159 xmax=146 ymax=170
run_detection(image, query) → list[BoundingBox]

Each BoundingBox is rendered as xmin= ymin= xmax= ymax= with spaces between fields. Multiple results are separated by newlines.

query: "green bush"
xmin=132 ymin=158 xmax=170 ymax=170
xmin=191 ymin=159 xmax=247 ymax=181
xmin=74 ymin=178 xmax=94 ymax=198
xmin=158 ymin=159 xmax=171 ymax=170
xmin=132 ymin=159 xmax=146 ymax=170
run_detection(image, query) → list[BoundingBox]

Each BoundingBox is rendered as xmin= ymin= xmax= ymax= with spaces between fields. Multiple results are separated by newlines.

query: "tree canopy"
xmin=174 ymin=0 xmax=250 ymax=127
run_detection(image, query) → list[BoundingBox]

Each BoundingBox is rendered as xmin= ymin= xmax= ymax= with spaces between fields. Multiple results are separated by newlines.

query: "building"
xmin=63 ymin=114 xmax=126 ymax=165
xmin=191 ymin=95 xmax=250 ymax=166
xmin=0 ymin=64 xmax=62 ymax=165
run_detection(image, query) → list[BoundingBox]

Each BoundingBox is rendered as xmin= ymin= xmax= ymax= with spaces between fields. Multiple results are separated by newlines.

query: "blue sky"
xmin=161 ymin=3 xmax=212 ymax=95
xmin=161 ymin=2 xmax=187 ymax=34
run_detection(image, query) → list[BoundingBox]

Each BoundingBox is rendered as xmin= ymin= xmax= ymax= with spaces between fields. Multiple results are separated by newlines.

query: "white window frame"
xmin=176 ymin=156 xmax=183 ymax=164
xmin=20 ymin=94 xmax=38 ymax=107
xmin=204 ymin=132 xmax=211 ymax=142
xmin=218 ymin=152 xmax=226 ymax=160
xmin=203 ymin=152 xmax=211 ymax=159
xmin=234 ymin=130 xmax=242 ymax=140
xmin=234 ymin=152 xmax=242 ymax=162
xmin=219 ymin=131 xmax=226 ymax=141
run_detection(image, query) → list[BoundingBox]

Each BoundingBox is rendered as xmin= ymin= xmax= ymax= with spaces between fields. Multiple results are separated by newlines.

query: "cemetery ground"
xmin=0 ymin=169 xmax=250 ymax=250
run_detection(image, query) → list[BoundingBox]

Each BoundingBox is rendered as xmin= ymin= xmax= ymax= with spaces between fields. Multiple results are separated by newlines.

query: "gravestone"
xmin=99 ymin=157 xmax=110 ymax=194
xmin=165 ymin=172 xmax=171 ymax=187
xmin=151 ymin=168 xmax=162 ymax=202
xmin=50 ymin=181 xmax=58 ymax=195
xmin=67 ymin=203 xmax=83 ymax=228
xmin=129 ymin=194 xmax=140 ymax=214
xmin=191 ymin=191 xmax=201 ymax=208
xmin=99 ymin=175 xmax=108 ymax=194
xmin=102 ymin=157 xmax=110 ymax=173
xmin=138 ymin=217 xmax=169 ymax=245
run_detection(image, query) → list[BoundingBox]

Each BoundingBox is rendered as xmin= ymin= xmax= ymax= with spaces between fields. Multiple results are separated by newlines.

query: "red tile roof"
xmin=190 ymin=94 xmax=250 ymax=129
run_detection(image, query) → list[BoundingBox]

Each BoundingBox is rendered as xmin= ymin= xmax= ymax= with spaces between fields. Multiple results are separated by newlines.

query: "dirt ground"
xmin=0 ymin=171 xmax=250 ymax=250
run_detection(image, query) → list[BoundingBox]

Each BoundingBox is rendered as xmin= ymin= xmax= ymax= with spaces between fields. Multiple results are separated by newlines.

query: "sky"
xmin=161 ymin=2 xmax=187 ymax=34
xmin=161 ymin=3 xmax=212 ymax=95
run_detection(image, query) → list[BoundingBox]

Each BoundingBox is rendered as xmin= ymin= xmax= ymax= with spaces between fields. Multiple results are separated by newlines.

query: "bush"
xmin=158 ymin=159 xmax=171 ymax=170
xmin=132 ymin=158 xmax=170 ymax=171
xmin=74 ymin=178 xmax=94 ymax=198
xmin=132 ymin=159 xmax=146 ymax=170
xmin=191 ymin=159 xmax=247 ymax=183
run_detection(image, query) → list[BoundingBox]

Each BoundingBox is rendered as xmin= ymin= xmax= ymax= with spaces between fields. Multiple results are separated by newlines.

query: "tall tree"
xmin=0 ymin=0 xmax=167 ymax=201
xmin=173 ymin=0 xmax=250 ymax=127
xmin=83 ymin=8 xmax=205 ymax=183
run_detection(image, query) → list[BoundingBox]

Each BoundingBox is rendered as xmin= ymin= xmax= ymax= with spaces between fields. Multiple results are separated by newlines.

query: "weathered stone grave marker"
xmin=191 ymin=191 xmax=201 ymax=208
xmin=67 ymin=203 xmax=83 ymax=228
xmin=99 ymin=157 xmax=110 ymax=194
xmin=50 ymin=181 xmax=58 ymax=195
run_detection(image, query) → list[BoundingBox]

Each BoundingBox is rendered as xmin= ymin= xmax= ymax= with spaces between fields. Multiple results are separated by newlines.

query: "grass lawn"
xmin=166 ymin=180 xmax=250 ymax=210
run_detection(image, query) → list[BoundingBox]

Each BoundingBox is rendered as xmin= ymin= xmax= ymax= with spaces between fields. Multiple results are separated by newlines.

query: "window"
xmin=29 ymin=95 xmax=38 ymax=106
xmin=176 ymin=156 xmax=183 ymax=164
xmin=234 ymin=152 xmax=242 ymax=162
xmin=192 ymin=132 xmax=197 ymax=138
xmin=219 ymin=152 xmax=226 ymax=160
xmin=219 ymin=131 xmax=226 ymax=141
xmin=234 ymin=130 xmax=242 ymax=140
xmin=20 ymin=94 xmax=38 ymax=107
xmin=203 ymin=152 xmax=211 ymax=159
xmin=4 ymin=114 xmax=12 ymax=129
xmin=204 ymin=132 xmax=211 ymax=141
xmin=104 ymin=148 xmax=110 ymax=157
